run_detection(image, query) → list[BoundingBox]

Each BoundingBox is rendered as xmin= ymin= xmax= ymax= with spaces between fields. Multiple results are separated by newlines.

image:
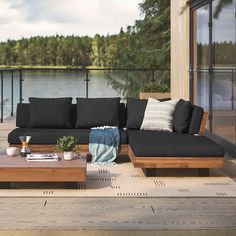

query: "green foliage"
xmin=213 ymin=0 xmax=233 ymax=19
xmin=134 ymin=0 xmax=170 ymax=69
xmin=105 ymin=0 xmax=171 ymax=97
xmin=0 ymin=0 xmax=172 ymax=97
xmin=56 ymin=136 xmax=79 ymax=153
xmin=0 ymin=35 xmax=92 ymax=67
xmin=198 ymin=42 xmax=235 ymax=66
xmin=0 ymin=0 xmax=170 ymax=70
xmin=141 ymin=80 xmax=169 ymax=92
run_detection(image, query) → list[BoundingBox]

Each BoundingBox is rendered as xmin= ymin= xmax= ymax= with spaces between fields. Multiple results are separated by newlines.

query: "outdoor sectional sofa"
xmin=8 ymin=97 xmax=225 ymax=176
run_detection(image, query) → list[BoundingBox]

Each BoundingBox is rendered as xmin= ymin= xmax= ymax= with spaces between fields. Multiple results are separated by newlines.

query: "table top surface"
xmin=0 ymin=153 xmax=87 ymax=169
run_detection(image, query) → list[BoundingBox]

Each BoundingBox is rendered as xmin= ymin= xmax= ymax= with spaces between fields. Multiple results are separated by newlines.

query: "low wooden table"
xmin=0 ymin=153 xmax=87 ymax=188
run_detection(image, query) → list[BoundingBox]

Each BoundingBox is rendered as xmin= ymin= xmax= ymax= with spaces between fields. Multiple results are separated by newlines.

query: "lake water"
xmin=0 ymin=70 xmax=127 ymax=119
xmin=0 ymin=69 xmax=235 ymax=119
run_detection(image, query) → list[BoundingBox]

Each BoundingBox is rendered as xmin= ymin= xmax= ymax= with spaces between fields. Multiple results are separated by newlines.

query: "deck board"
xmin=1 ymin=117 xmax=236 ymax=233
xmin=0 ymin=197 xmax=236 ymax=229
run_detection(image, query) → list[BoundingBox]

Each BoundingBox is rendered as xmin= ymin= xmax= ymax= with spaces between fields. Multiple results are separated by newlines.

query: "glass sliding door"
xmin=190 ymin=0 xmax=236 ymax=151
xmin=191 ymin=3 xmax=211 ymax=129
xmin=212 ymin=0 xmax=236 ymax=145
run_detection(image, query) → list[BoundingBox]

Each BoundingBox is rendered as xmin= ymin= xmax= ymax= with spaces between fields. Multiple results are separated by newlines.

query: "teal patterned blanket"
xmin=89 ymin=126 xmax=120 ymax=164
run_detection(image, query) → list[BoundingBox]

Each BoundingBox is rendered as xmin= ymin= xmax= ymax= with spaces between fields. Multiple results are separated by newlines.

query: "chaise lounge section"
xmin=128 ymin=130 xmax=224 ymax=176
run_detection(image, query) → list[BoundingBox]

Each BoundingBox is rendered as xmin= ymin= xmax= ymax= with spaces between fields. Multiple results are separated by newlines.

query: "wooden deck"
xmin=1 ymin=117 xmax=236 ymax=234
xmin=0 ymin=198 xmax=236 ymax=231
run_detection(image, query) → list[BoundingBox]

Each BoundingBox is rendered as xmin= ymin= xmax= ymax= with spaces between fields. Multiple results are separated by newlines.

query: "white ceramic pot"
xmin=63 ymin=151 xmax=73 ymax=160
xmin=6 ymin=147 xmax=20 ymax=156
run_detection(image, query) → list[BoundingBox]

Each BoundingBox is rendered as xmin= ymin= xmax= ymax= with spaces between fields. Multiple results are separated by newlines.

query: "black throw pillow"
xmin=126 ymin=98 xmax=147 ymax=129
xmin=16 ymin=103 xmax=30 ymax=128
xmin=188 ymin=105 xmax=204 ymax=134
xmin=173 ymin=99 xmax=193 ymax=133
xmin=29 ymin=97 xmax=73 ymax=128
xmin=75 ymin=97 xmax=120 ymax=128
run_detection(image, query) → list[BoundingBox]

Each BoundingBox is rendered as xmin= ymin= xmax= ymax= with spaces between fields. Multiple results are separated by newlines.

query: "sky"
xmin=0 ymin=0 xmax=141 ymax=42
xmin=197 ymin=2 xmax=235 ymax=44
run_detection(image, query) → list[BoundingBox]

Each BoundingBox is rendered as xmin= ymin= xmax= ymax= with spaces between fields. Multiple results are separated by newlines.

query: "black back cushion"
xmin=126 ymin=98 xmax=147 ymax=129
xmin=173 ymin=99 xmax=193 ymax=133
xmin=119 ymin=103 xmax=126 ymax=128
xmin=16 ymin=103 xmax=30 ymax=128
xmin=126 ymin=97 xmax=171 ymax=129
xmin=75 ymin=97 xmax=121 ymax=128
xmin=29 ymin=97 xmax=73 ymax=128
xmin=16 ymin=102 xmax=126 ymax=128
xmin=188 ymin=105 xmax=204 ymax=134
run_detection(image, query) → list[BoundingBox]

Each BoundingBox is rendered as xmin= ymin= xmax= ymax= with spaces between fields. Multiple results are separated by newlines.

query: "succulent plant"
xmin=56 ymin=136 xmax=80 ymax=153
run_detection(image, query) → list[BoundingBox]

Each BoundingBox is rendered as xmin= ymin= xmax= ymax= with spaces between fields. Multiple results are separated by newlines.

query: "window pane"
xmin=212 ymin=0 xmax=236 ymax=145
xmin=194 ymin=5 xmax=210 ymax=114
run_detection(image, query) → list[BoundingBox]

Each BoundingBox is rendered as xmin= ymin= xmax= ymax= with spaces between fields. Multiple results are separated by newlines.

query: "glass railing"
xmin=0 ymin=68 xmax=170 ymax=122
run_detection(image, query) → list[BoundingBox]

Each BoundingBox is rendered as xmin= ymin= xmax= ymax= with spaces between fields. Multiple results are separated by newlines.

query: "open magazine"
xmin=26 ymin=153 xmax=59 ymax=162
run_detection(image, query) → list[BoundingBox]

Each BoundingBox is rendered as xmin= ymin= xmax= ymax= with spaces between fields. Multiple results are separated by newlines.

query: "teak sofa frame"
xmin=11 ymin=112 xmax=224 ymax=176
xmin=127 ymin=112 xmax=224 ymax=176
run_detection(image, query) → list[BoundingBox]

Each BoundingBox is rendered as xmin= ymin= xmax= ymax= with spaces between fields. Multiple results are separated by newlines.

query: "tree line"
xmin=198 ymin=42 xmax=235 ymax=66
xmin=0 ymin=35 xmax=92 ymax=67
xmin=0 ymin=0 xmax=170 ymax=70
xmin=0 ymin=0 xmax=171 ymax=97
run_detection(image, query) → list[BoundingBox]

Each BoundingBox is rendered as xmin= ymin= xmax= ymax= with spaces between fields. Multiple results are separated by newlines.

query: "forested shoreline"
xmin=198 ymin=42 xmax=235 ymax=66
xmin=0 ymin=0 xmax=234 ymax=69
xmin=0 ymin=0 xmax=170 ymax=69
xmin=0 ymin=0 xmax=233 ymax=97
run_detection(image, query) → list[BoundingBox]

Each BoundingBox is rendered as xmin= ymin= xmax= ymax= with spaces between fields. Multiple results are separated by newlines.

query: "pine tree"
xmin=107 ymin=0 xmax=171 ymax=97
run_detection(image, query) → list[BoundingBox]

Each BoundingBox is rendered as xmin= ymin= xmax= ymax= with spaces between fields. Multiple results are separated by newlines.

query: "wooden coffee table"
xmin=0 ymin=153 xmax=87 ymax=187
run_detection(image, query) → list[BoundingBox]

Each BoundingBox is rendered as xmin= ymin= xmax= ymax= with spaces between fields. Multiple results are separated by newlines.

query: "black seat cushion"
xmin=76 ymin=98 xmax=120 ymax=128
xmin=126 ymin=98 xmax=147 ymax=129
xmin=29 ymin=97 xmax=73 ymax=128
xmin=188 ymin=105 xmax=204 ymax=134
xmin=8 ymin=128 xmax=128 ymax=145
xmin=128 ymin=130 xmax=225 ymax=157
xmin=173 ymin=99 xmax=192 ymax=133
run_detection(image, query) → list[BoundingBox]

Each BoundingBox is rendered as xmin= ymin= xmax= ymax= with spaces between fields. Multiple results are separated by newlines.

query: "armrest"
xmin=199 ymin=112 xmax=208 ymax=136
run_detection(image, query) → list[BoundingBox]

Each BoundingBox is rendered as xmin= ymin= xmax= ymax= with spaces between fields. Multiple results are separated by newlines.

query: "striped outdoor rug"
xmin=0 ymin=162 xmax=236 ymax=197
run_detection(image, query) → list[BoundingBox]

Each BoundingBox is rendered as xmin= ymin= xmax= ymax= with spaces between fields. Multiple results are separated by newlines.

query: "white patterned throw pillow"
xmin=141 ymin=98 xmax=179 ymax=132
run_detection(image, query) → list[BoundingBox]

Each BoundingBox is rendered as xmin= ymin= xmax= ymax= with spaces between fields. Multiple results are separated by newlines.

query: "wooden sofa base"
xmin=128 ymin=146 xmax=224 ymax=176
xmin=11 ymin=144 xmax=224 ymax=177
xmin=11 ymin=144 xmax=128 ymax=155
xmin=142 ymin=168 xmax=210 ymax=177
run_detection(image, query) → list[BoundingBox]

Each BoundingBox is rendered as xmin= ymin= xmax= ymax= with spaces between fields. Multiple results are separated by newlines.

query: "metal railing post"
xmin=85 ymin=70 xmax=89 ymax=98
xmin=19 ymin=70 xmax=23 ymax=103
xmin=1 ymin=71 xmax=3 ymax=123
xmin=11 ymin=71 xmax=14 ymax=116
xmin=232 ymin=69 xmax=235 ymax=111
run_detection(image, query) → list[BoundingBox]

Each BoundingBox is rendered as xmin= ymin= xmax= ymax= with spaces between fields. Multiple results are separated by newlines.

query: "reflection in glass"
xmin=194 ymin=4 xmax=210 ymax=128
xmin=212 ymin=0 xmax=236 ymax=145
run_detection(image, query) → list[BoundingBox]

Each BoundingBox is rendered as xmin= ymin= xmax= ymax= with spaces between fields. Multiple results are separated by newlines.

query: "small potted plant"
xmin=56 ymin=136 xmax=80 ymax=160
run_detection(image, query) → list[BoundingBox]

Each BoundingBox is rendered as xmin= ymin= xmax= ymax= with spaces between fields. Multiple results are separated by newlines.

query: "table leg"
xmin=198 ymin=168 xmax=210 ymax=177
xmin=0 ymin=182 xmax=10 ymax=189
xmin=64 ymin=182 xmax=78 ymax=189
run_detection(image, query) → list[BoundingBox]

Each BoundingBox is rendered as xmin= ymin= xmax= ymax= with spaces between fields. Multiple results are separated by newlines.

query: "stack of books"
xmin=26 ymin=153 xmax=59 ymax=162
